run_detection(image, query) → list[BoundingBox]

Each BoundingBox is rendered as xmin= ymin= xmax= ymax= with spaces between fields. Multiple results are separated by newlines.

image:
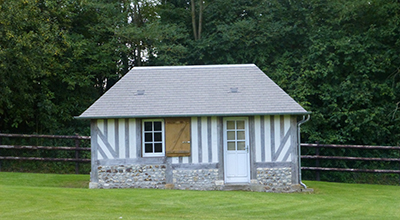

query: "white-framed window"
xmin=142 ymin=119 xmax=165 ymax=157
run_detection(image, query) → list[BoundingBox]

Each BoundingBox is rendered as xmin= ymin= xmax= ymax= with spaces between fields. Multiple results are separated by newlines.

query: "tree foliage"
xmin=152 ymin=0 xmax=400 ymax=146
xmin=269 ymin=0 xmax=400 ymax=146
xmin=0 ymin=0 xmax=160 ymax=134
xmin=1 ymin=0 xmax=399 ymax=149
xmin=0 ymin=0 xmax=90 ymax=134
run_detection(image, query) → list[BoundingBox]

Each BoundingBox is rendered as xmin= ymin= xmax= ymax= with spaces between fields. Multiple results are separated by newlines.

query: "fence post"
xmin=75 ymin=134 xmax=80 ymax=174
xmin=316 ymin=141 xmax=320 ymax=181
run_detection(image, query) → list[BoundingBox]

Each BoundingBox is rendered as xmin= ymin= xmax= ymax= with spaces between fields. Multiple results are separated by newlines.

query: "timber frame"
xmin=78 ymin=64 xmax=310 ymax=192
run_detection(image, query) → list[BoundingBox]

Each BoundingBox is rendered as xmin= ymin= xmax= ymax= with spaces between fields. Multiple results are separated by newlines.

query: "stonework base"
xmin=96 ymin=164 xmax=167 ymax=189
xmin=172 ymin=169 xmax=219 ymax=190
xmin=91 ymin=164 xmax=310 ymax=193
xmin=256 ymin=167 xmax=295 ymax=192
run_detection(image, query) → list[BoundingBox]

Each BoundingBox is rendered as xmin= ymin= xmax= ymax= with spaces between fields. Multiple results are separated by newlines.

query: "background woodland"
xmin=1 ymin=0 xmax=400 ymax=181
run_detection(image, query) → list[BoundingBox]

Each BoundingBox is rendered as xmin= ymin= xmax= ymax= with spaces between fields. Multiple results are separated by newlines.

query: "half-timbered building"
xmin=77 ymin=64 xmax=310 ymax=192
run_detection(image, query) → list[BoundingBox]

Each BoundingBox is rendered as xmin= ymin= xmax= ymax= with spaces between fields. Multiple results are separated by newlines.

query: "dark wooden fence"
xmin=301 ymin=143 xmax=400 ymax=181
xmin=1 ymin=134 xmax=400 ymax=178
xmin=0 ymin=133 xmax=90 ymax=174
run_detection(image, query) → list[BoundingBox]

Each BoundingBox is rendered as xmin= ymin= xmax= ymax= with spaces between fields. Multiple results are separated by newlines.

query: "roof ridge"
xmin=131 ymin=64 xmax=256 ymax=70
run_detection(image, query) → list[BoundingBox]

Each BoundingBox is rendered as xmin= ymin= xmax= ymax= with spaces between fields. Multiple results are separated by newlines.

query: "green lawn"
xmin=1 ymin=172 xmax=399 ymax=219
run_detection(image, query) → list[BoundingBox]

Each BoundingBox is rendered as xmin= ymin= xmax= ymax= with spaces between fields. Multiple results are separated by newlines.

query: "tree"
xmin=271 ymin=0 xmax=400 ymax=146
xmin=0 ymin=0 xmax=79 ymax=133
xmin=190 ymin=0 xmax=204 ymax=40
xmin=153 ymin=0 xmax=400 ymax=147
xmin=0 ymin=0 xmax=167 ymax=134
xmin=1 ymin=0 xmax=399 ymax=148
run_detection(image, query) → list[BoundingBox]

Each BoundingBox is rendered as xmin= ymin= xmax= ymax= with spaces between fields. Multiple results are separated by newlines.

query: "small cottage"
xmin=77 ymin=64 xmax=310 ymax=192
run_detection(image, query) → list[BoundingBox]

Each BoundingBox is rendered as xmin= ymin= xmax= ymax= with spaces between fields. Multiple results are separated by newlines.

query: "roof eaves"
xmin=75 ymin=111 xmax=311 ymax=120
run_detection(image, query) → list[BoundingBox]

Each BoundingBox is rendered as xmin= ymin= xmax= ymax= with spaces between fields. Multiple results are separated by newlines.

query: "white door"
xmin=224 ymin=117 xmax=250 ymax=183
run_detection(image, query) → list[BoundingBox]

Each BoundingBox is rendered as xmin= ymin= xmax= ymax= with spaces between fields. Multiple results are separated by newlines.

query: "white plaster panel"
xmin=128 ymin=118 xmax=136 ymax=158
xmin=201 ymin=117 xmax=208 ymax=163
xmin=276 ymin=116 xmax=292 ymax=162
xmin=274 ymin=116 xmax=280 ymax=154
xmin=97 ymin=120 xmax=105 ymax=133
xmin=254 ymin=116 xmax=261 ymax=162
xmin=107 ymin=119 xmax=115 ymax=151
xmin=284 ymin=115 xmax=291 ymax=134
xmin=97 ymin=135 xmax=113 ymax=159
xmin=191 ymin=117 xmax=199 ymax=163
xmin=211 ymin=116 xmax=218 ymax=163
xmin=172 ymin=157 xmax=179 ymax=164
xmin=264 ymin=116 xmax=272 ymax=162
xmin=118 ymin=119 xmax=126 ymax=159
xmin=277 ymin=136 xmax=291 ymax=162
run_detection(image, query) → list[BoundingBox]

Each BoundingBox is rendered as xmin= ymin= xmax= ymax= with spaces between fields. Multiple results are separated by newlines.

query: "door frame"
xmin=223 ymin=117 xmax=250 ymax=183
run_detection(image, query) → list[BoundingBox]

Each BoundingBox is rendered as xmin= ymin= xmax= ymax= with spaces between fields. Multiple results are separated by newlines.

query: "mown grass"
xmin=1 ymin=172 xmax=399 ymax=219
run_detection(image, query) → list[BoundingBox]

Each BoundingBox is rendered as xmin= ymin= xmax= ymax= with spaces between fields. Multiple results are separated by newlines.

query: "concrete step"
xmin=223 ymin=184 xmax=251 ymax=191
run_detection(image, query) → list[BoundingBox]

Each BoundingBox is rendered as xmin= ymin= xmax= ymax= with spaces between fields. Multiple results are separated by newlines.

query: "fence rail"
xmin=300 ymin=143 xmax=400 ymax=150
xmin=0 ymin=133 xmax=90 ymax=140
xmin=0 ymin=156 xmax=90 ymax=163
xmin=300 ymin=143 xmax=400 ymax=180
xmin=0 ymin=145 xmax=90 ymax=151
xmin=0 ymin=133 xmax=91 ymax=174
xmin=1 ymin=134 xmax=400 ymax=178
xmin=301 ymin=155 xmax=400 ymax=162
xmin=301 ymin=167 xmax=400 ymax=174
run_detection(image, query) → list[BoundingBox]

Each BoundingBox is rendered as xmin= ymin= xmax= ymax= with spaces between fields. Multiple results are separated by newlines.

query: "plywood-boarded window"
xmin=165 ymin=118 xmax=191 ymax=157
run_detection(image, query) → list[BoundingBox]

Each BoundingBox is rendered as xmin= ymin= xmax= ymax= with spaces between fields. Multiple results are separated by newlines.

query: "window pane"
xmin=237 ymin=131 xmax=245 ymax=140
xmin=227 ymin=131 xmax=235 ymax=140
xmin=144 ymin=122 xmax=152 ymax=131
xmin=227 ymin=142 xmax=235 ymax=151
xmin=154 ymin=132 xmax=162 ymax=141
xmin=227 ymin=121 xmax=235 ymax=129
xmin=154 ymin=143 xmax=162 ymax=152
xmin=237 ymin=142 xmax=246 ymax=150
xmin=154 ymin=122 xmax=162 ymax=131
xmin=145 ymin=144 xmax=153 ymax=153
xmin=237 ymin=121 xmax=245 ymax=129
xmin=145 ymin=133 xmax=152 ymax=142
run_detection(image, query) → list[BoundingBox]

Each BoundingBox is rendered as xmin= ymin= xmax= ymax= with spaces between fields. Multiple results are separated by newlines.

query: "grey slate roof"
xmin=78 ymin=64 xmax=308 ymax=119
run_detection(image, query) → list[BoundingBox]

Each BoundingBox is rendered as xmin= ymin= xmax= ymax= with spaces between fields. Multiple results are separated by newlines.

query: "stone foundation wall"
xmin=173 ymin=169 xmax=219 ymax=190
xmin=256 ymin=167 xmax=293 ymax=192
xmin=96 ymin=164 xmax=166 ymax=189
xmin=91 ymin=164 xmax=304 ymax=192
